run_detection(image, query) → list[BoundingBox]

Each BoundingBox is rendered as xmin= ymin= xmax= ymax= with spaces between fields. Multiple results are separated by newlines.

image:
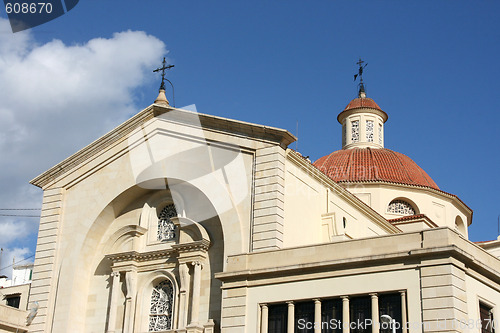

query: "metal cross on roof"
xmin=354 ymin=58 xmax=368 ymax=96
xmin=354 ymin=58 xmax=367 ymax=83
xmin=153 ymin=57 xmax=175 ymax=90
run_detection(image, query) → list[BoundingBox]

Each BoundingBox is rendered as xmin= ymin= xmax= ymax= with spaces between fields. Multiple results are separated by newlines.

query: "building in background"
xmin=25 ymin=81 xmax=500 ymax=333
xmin=0 ymin=263 xmax=33 ymax=333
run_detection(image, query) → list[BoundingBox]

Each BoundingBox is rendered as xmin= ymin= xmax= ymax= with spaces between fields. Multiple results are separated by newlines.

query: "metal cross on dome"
xmin=354 ymin=58 xmax=367 ymax=83
xmin=354 ymin=58 xmax=368 ymax=96
xmin=153 ymin=57 xmax=175 ymax=90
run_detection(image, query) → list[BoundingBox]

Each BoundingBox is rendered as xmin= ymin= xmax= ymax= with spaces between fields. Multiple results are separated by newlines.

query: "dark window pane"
xmin=379 ymin=293 xmax=402 ymax=333
xmin=295 ymin=301 xmax=315 ymax=333
xmin=350 ymin=296 xmax=371 ymax=333
xmin=321 ymin=299 xmax=343 ymax=333
xmin=480 ymin=303 xmax=494 ymax=333
xmin=269 ymin=304 xmax=288 ymax=333
xmin=6 ymin=295 xmax=21 ymax=309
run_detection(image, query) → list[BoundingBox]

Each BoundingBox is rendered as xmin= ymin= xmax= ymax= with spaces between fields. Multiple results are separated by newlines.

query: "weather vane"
xmin=153 ymin=57 xmax=174 ymax=91
xmin=353 ymin=58 xmax=368 ymax=96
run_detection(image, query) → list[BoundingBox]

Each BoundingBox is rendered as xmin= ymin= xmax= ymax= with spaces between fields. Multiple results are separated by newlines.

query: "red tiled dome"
xmin=337 ymin=97 xmax=388 ymax=123
xmin=313 ymin=148 xmax=439 ymax=190
xmin=344 ymin=97 xmax=382 ymax=111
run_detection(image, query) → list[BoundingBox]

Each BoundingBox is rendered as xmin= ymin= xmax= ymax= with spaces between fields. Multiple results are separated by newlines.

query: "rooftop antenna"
xmin=0 ymin=248 xmax=2 ymax=273
xmin=354 ymin=58 xmax=368 ymax=98
xmin=153 ymin=57 xmax=176 ymax=106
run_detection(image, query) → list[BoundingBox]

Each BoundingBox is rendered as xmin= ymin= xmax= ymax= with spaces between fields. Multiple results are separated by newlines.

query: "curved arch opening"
xmin=387 ymin=198 xmax=419 ymax=216
xmin=148 ymin=279 xmax=175 ymax=331
xmin=67 ymin=178 xmax=229 ymax=332
xmin=455 ymin=215 xmax=467 ymax=236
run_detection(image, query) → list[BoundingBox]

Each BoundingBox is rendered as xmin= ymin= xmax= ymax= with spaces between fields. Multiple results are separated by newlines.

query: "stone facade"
xmin=25 ymin=98 xmax=499 ymax=333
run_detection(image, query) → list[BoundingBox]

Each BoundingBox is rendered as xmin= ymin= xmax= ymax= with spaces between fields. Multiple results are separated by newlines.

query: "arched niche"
xmin=455 ymin=215 xmax=467 ymax=237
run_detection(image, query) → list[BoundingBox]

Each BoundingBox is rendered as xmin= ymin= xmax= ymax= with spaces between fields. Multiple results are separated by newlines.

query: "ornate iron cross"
xmin=354 ymin=58 xmax=367 ymax=83
xmin=153 ymin=57 xmax=175 ymax=90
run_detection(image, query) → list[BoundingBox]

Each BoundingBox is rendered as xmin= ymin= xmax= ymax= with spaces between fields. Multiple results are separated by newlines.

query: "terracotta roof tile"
xmin=343 ymin=97 xmax=382 ymax=112
xmin=313 ymin=148 xmax=440 ymax=190
xmin=388 ymin=214 xmax=426 ymax=222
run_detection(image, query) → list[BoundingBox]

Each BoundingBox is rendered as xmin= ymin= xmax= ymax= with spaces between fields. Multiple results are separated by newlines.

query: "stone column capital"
xmin=191 ymin=261 xmax=203 ymax=268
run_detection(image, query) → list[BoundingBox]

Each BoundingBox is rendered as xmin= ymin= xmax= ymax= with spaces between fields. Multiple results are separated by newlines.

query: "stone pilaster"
xmin=287 ymin=302 xmax=295 ymax=333
xmin=27 ymin=187 xmax=64 ymax=333
xmin=178 ymin=262 xmax=190 ymax=329
xmin=252 ymin=145 xmax=285 ymax=251
xmin=123 ymin=270 xmax=137 ymax=333
xmin=420 ymin=263 xmax=467 ymax=332
xmin=106 ymin=271 xmax=121 ymax=333
xmin=342 ymin=296 xmax=350 ymax=333
xmin=314 ymin=299 xmax=321 ymax=333
xmin=370 ymin=293 xmax=380 ymax=333
xmin=220 ymin=287 xmax=247 ymax=333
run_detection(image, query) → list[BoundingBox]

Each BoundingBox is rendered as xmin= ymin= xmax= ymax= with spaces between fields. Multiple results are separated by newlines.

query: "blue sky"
xmin=0 ymin=1 xmax=499 ymax=274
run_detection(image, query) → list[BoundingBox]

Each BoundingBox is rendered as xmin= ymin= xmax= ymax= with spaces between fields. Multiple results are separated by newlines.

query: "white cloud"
xmin=0 ymin=18 xmax=166 ymax=255
xmin=0 ymin=219 xmax=33 ymax=244
xmin=0 ymin=247 xmax=31 ymax=279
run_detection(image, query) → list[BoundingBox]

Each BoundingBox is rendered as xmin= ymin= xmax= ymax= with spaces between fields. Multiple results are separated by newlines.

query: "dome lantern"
xmin=337 ymin=93 xmax=388 ymax=150
xmin=338 ymin=59 xmax=388 ymax=149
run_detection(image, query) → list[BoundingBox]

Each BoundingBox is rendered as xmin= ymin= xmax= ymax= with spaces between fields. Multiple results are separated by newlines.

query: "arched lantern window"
xmin=149 ymin=280 xmax=174 ymax=331
xmin=387 ymin=199 xmax=416 ymax=216
xmin=157 ymin=204 xmax=177 ymax=241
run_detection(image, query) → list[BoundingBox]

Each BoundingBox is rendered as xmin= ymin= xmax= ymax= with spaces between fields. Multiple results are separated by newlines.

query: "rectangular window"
xmin=295 ymin=301 xmax=315 ymax=333
xmin=379 ymin=293 xmax=402 ymax=333
xmin=342 ymin=123 xmax=346 ymax=147
xmin=351 ymin=120 xmax=359 ymax=143
xmin=480 ymin=303 xmax=495 ymax=333
xmin=6 ymin=295 xmax=21 ymax=308
xmin=268 ymin=304 xmax=287 ymax=333
xmin=378 ymin=124 xmax=383 ymax=145
xmin=350 ymin=296 xmax=371 ymax=333
xmin=366 ymin=120 xmax=374 ymax=142
xmin=321 ymin=299 xmax=342 ymax=333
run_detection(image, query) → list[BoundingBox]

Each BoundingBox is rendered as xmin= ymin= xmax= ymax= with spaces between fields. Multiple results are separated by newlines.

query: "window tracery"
xmin=387 ymin=200 xmax=415 ymax=216
xmin=366 ymin=120 xmax=374 ymax=142
xmin=378 ymin=124 xmax=383 ymax=145
xmin=149 ymin=280 xmax=174 ymax=331
xmin=157 ymin=204 xmax=177 ymax=241
xmin=351 ymin=120 xmax=359 ymax=143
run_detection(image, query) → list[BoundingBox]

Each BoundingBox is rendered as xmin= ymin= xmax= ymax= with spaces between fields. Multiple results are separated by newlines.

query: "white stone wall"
xmin=283 ymin=150 xmax=395 ymax=248
xmin=346 ymin=184 xmax=471 ymax=237
xmin=465 ymin=273 xmax=500 ymax=333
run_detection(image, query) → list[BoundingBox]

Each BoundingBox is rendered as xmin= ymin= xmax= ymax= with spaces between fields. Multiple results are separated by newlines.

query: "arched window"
xmin=157 ymin=204 xmax=177 ymax=241
xmin=149 ymin=280 xmax=174 ymax=331
xmin=387 ymin=199 xmax=416 ymax=216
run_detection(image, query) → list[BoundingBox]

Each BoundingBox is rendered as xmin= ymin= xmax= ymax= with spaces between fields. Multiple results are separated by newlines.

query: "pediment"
xmin=31 ymin=104 xmax=295 ymax=190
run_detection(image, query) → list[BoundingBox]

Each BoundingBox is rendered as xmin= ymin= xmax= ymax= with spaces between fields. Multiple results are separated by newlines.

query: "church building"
xmin=26 ymin=66 xmax=500 ymax=333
